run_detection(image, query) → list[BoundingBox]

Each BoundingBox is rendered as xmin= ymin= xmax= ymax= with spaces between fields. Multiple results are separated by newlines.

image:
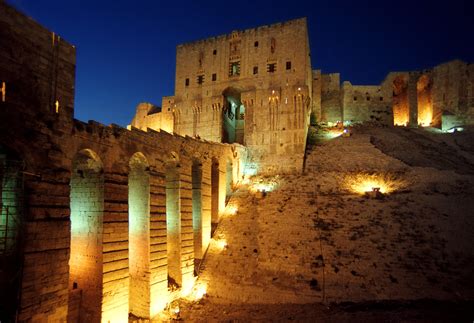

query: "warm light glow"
xmin=180 ymin=277 xmax=196 ymax=298
xmin=1 ymin=81 xmax=6 ymax=102
xmin=225 ymin=205 xmax=238 ymax=216
xmin=417 ymin=74 xmax=432 ymax=127
xmin=182 ymin=281 xmax=207 ymax=301
xmin=194 ymin=284 xmax=207 ymax=300
xmin=213 ymin=236 xmax=228 ymax=251
xmin=251 ymin=183 xmax=273 ymax=192
xmin=394 ymin=119 xmax=408 ymax=127
xmin=417 ymin=105 xmax=432 ymax=127
xmin=249 ymin=176 xmax=278 ymax=193
xmin=344 ymin=173 xmax=407 ymax=195
xmin=216 ymin=239 xmax=228 ymax=250
xmin=326 ymin=129 xmax=343 ymax=139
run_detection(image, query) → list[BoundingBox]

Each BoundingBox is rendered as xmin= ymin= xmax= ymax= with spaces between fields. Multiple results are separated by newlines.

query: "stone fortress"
xmin=0 ymin=0 xmax=473 ymax=322
xmin=132 ymin=18 xmax=474 ymax=174
xmin=132 ymin=18 xmax=313 ymax=174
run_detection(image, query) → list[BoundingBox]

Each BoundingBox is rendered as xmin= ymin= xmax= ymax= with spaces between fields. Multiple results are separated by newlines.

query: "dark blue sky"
xmin=7 ymin=0 xmax=474 ymax=126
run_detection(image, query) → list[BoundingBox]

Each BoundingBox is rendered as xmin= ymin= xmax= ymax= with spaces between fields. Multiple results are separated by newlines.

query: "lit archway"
xmin=392 ymin=75 xmax=409 ymax=126
xmin=0 ymin=145 xmax=24 ymax=322
xmin=417 ymin=74 xmax=432 ymax=127
xmin=69 ymin=149 xmax=104 ymax=322
xmin=128 ymin=152 xmax=150 ymax=319
xmin=222 ymin=87 xmax=245 ymax=144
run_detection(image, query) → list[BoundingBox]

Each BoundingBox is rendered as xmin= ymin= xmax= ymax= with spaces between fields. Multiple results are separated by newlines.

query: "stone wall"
xmin=432 ymin=60 xmax=474 ymax=127
xmin=341 ymin=82 xmax=391 ymax=125
xmin=0 ymin=2 xmax=247 ymax=322
xmin=133 ymin=18 xmax=312 ymax=174
xmin=320 ymin=73 xmax=342 ymax=123
xmin=311 ymin=70 xmax=322 ymax=122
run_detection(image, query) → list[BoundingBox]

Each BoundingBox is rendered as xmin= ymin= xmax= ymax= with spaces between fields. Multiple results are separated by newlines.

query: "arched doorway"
xmin=0 ymin=145 xmax=24 ymax=323
xmin=392 ymin=75 xmax=409 ymax=126
xmin=417 ymin=74 xmax=432 ymax=127
xmin=128 ymin=153 xmax=150 ymax=319
xmin=69 ymin=149 xmax=104 ymax=322
xmin=222 ymin=88 xmax=245 ymax=144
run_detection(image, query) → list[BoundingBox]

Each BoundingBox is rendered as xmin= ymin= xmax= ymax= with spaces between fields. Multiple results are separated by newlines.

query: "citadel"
xmin=0 ymin=1 xmax=473 ymax=322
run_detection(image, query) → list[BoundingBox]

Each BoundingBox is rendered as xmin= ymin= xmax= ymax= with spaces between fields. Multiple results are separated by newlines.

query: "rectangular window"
xmin=197 ymin=75 xmax=204 ymax=85
xmin=267 ymin=63 xmax=276 ymax=73
xmin=212 ymin=73 xmax=217 ymax=81
xmin=286 ymin=61 xmax=291 ymax=70
xmin=253 ymin=66 xmax=258 ymax=75
xmin=185 ymin=78 xmax=189 ymax=86
xmin=229 ymin=61 xmax=240 ymax=76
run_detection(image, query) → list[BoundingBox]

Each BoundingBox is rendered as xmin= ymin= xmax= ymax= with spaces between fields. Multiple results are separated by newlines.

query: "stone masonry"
xmin=0 ymin=2 xmax=247 ymax=322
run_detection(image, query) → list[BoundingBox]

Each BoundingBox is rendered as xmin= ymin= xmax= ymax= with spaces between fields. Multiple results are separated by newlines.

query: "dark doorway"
xmin=222 ymin=88 xmax=245 ymax=144
xmin=0 ymin=145 xmax=24 ymax=323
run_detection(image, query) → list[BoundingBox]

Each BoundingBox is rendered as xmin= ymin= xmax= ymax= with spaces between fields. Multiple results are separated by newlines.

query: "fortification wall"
xmin=342 ymin=82 xmax=392 ymax=125
xmin=320 ymin=73 xmax=342 ymax=123
xmin=136 ymin=18 xmax=312 ymax=174
xmin=432 ymin=60 xmax=474 ymax=126
xmin=311 ymin=70 xmax=322 ymax=122
xmin=0 ymin=3 xmax=247 ymax=322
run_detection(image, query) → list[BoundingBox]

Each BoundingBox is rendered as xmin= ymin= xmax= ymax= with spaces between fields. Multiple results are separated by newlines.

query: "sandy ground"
xmin=162 ymin=126 xmax=474 ymax=322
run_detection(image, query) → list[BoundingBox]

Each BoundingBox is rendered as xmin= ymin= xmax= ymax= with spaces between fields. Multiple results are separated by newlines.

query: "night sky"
xmin=7 ymin=0 xmax=474 ymax=126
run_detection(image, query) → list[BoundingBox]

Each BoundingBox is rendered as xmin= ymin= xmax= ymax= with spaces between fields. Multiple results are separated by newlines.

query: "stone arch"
xmin=0 ymin=144 xmax=25 ymax=322
xmin=392 ymin=75 xmax=409 ymax=126
xmin=417 ymin=74 xmax=433 ymax=127
xmin=128 ymin=152 xmax=150 ymax=319
xmin=165 ymin=151 xmax=182 ymax=287
xmin=68 ymin=149 xmax=104 ymax=322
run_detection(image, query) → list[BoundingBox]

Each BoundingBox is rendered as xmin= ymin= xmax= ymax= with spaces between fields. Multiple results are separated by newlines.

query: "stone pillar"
xmin=408 ymin=73 xmax=419 ymax=127
xmin=201 ymin=160 xmax=212 ymax=255
xmin=149 ymin=170 xmax=168 ymax=316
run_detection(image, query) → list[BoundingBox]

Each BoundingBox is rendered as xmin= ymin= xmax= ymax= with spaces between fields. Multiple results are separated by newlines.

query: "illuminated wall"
xmin=392 ymin=75 xmax=409 ymax=126
xmin=131 ymin=103 xmax=174 ymax=133
xmin=200 ymin=161 xmax=212 ymax=257
xmin=211 ymin=159 xmax=220 ymax=224
xmin=417 ymin=74 xmax=433 ymax=127
xmin=166 ymin=162 xmax=181 ymax=286
xmin=69 ymin=149 xmax=104 ymax=322
xmin=192 ymin=161 xmax=203 ymax=260
xmin=225 ymin=160 xmax=233 ymax=199
xmin=128 ymin=153 xmax=150 ymax=318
